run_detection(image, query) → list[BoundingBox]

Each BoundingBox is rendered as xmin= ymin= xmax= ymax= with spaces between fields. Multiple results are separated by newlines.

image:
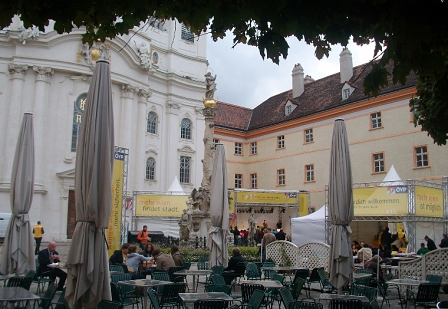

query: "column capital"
xmin=138 ymin=89 xmax=152 ymax=103
xmin=33 ymin=66 xmax=54 ymax=83
xmin=166 ymin=101 xmax=180 ymax=115
xmin=121 ymin=84 xmax=138 ymax=99
xmin=8 ymin=64 xmax=28 ymax=80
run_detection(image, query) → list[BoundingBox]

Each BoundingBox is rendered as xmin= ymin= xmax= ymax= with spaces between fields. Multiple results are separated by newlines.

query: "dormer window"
xmin=343 ymin=89 xmax=350 ymax=99
xmin=341 ymin=83 xmax=355 ymax=100
xmin=285 ymin=100 xmax=297 ymax=116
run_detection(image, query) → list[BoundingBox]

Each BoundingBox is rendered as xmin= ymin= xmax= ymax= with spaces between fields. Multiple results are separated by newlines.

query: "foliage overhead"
xmin=1 ymin=0 xmax=448 ymax=143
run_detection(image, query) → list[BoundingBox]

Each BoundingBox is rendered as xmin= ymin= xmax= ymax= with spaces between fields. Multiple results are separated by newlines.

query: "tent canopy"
xmin=290 ymin=206 xmax=327 ymax=247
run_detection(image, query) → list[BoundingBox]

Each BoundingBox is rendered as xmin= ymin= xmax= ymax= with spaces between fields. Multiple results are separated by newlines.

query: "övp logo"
xmin=114 ymin=152 xmax=125 ymax=160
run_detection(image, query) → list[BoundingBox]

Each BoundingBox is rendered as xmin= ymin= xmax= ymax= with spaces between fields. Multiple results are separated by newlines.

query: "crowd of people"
xmin=231 ymin=219 xmax=288 ymax=246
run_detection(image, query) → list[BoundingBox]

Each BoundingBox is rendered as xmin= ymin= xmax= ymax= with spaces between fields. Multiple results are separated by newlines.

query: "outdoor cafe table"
xmin=241 ymin=280 xmax=284 ymax=289
xmin=353 ymin=272 xmax=372 ymax=280
xmin=0 ymin=287 xmax=40 ymax=309
xmin=173 ymin=269 xmax=212 ymax=293
xmin=260 ymin=266 xmax=308 ymax=272
xmin=319 ymin=293 xmax=370 ymax=306
xmin=387 ymin=278 xmax=429 ymax=304
xmin=118 ymin=279 xmax=172 ymax=309
xmin=179 ymin=292 xmax=233 ymax=303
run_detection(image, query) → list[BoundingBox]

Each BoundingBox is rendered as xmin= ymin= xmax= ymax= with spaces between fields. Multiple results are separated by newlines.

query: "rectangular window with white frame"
xmin=372 ymin=152 xmax=385 ymax=173
xmin=235 ymin=174 xmax=243 ymax=188
xmin=371 ymin=112 xmax=382 ymax=129
xmin=251 ymin=142 xmax=257 ymax=155
xmin=277 ymin=135 xmax=285 ymax=149
xmin=304 ymin=128 xmax=314 ymax=143
xmin=414 ymin=146 xmax=429 ymax=168
xmin=305 ymin=164 xmax=314 ymax=182
xmin=179 ymin=156 xmax=190 ymax=183
xmin=277 ymin=169 xmax=285 ymax=186
xmin=235 ymin=142 xmax=242 ymax=155
xmin=251 ymin=173 xmax=257 ymax=189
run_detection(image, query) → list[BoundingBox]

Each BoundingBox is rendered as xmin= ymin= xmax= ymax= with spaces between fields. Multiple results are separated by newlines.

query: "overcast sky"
xmin=206 ymin=33 xmax=376 ymax=109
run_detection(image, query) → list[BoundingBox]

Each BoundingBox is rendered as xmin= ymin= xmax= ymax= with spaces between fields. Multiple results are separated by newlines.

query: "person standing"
xmin=439 ymin=232 xmax=448 ymax=248
xmin=261 ymin=227 xmax=276 ymax=262
xmin=263 ymin=220 xmax=268 ymax=229
xmin=424 ymin=235 xmax=437 ymax=251
xmin=275 ymin=228 xmax=286 ymax=240
xmin=232 ymin=226 xmax=240 ymax=245
xmin=38 ymin=242 xmax=66 ymax=291
xmin=136 ymin=225 xmax=151 ymax=251
xmin=380 ymin=227 xmax=392 ymax=251
xmin=33 ymin=221 xmax=44 ymax=255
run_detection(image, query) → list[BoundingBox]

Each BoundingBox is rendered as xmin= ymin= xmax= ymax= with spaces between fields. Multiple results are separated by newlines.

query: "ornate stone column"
xmin=33 ymin=66 xmax=54 ymax=186
xmin=134 ymin=89 xmax=151 ymax=190
xmin=1 ymin=64 xmax=28 ymax=183
xmin=201 ymin=106 xmax=216 ymax=188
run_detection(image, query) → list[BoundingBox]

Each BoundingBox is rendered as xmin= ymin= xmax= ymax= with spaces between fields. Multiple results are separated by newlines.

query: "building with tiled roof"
xmin=214 ymin=48 xmax=448 ymax=237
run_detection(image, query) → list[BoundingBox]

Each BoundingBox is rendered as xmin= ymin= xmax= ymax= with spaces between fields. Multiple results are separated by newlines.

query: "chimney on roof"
xmin=304 ymin=75 xmax=315 ymax=85
xmin=340 ymin=48 xmax=353 ymax=83
xmin=292 ymin=63 xmax=304 ymax=98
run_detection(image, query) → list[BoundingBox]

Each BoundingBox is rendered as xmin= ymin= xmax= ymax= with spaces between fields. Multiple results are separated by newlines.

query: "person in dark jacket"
xmin=38 ymin=242 xmax=66 ymax=291
xmin=424 ymin=235 xmax=437 ymax=251
xmin=380 ymin=227 xmax=392 ymax=251
xmin=439 ymin=232 xmax=448 ymax=248
xmin=275 ymin=229 xmax=286 ymax=240
xmin=223 ymin=248 xmax=245 ymax=285
xmin=109 ymin=243 xmax=130 ymax=264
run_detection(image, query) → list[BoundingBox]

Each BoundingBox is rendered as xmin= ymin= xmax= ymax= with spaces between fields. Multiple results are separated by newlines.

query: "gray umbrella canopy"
xmin=1 ymin=113 xmax=35 ymax=275
xmin=65 ymin=60 xmax=114 ymax=309
xmin=328 ymin=119 xmax=354 ymax=290
xmin=207 ymin=144 xmax=229 ymax=268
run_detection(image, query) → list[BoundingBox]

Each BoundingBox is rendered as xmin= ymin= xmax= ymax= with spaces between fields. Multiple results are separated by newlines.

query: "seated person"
xmin=152 ymin=248 xmax=176 ymax=271
xmin=171 ymin=245 xmax=183 ymax=266
xmin=126 ymin=245 xmax=152 ymax=279
xmin=38 ymin=242 xmax=67 ymax=291
xmin=141 ymin=243 xmax=153 ymax=258
xmin=364 ymin=255 xmax=384 ymax=282
xmin=223 ymin=248 xmax=246 ymax=285
xmin=417 ymin=242 xmax=430 ymax=255
xmin=357 ymin=243 xmax=372 ymax=263
xmin=109 ymin=243 xmax=129 ymax=265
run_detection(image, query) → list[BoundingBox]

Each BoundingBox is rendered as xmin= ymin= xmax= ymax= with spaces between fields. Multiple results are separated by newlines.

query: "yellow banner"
xmin=353 ymin=186 xmax=408 ymax=216
xmin=107 ymin=151 xmax=124 ymax=257
xmin=229 ymin=190 xmax=235 ymax=214
xmin=135 ymin=195 xmax=188 ymax=217
xmin=299 ymin=193 xmax=309 ymax=217
xmin=236 ymin=192 xmax=298 ymax=204
xmin=415 ymin=186 xmax=443 ymax=217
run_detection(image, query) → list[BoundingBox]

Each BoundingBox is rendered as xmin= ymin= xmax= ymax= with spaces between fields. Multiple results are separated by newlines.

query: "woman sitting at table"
xmin=126 ymin=245 xmax=152 ymax=279
xmin=141 ymin=243 xmax=153 ymax=258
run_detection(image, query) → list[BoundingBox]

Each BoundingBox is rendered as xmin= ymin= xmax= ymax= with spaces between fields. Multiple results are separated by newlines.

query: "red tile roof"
xmin=214 ymin=62 xmax=416 ymax=131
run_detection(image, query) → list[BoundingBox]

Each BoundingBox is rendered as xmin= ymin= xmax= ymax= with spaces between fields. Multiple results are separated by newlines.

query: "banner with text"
xmin=135 ymin=194 xmax=188 ymax=217
xmin=415 ymin=186 xmax=443 ymax=217
xmin=107 ymin=151 xmax=124 ymax=257
xmin=353 ymin=186 xmax=408 ymax=216
xmin=236 ymin=192 xmax=298 ymax=204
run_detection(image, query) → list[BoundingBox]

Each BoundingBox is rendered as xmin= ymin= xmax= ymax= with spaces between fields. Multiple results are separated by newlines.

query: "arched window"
xmin=180 ymin=118 xmax=192 ymax=139
xmin=146 ymin=157 xmax=155 ymax=180
xmin=71 ymin=93 xmax=88 ymax=152
xmin=147 ymin=112 xmax=157 ymax=134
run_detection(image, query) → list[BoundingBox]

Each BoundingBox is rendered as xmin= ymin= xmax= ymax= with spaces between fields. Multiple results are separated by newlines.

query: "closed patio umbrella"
xmin=0 ymin=113 xmax=35 ymax=275
xmin=328 ymin=119 xmax=354 ymax=291
xmin=207 ymin=144 xmax=229 ymax=268
xmin=65 ymin=60 xmax=114 ymax=309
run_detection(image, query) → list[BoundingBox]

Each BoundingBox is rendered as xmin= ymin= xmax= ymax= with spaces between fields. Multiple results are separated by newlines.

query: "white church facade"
xmin=0 ymin=17 xmax=208 ymax=241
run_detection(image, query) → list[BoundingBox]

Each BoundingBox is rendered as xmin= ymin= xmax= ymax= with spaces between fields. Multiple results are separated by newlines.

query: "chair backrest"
xmin=235 ymin=262 xmax=246 ymax=275
xmin=109 ymin=264 xmax=127 ymax=273
xmin=205 ymin=284 xmax=231 ymax=295
xmin=26 ymin=270 xmax=37 ymax=279
xmin=415 ymin=283 xmax=440 ymax=303
xmin=7 ymin=276 xmax=34 ymax=290
xmin=197 ymin=257 xmax=209 ymax=270
xmin=110 ymin=272 xmax=132 ymax=284
xmin=160 ymin=283 xmax=187 ymax=306
xmin=211 ymin=265 xmax=225 ymax=275
xmin=147 ymin=289 xmax=161 ymax=309
xmin=96 ymin=300 xmax=123 ymax=309
xmin=292 ymin=301 xmax=323 ymax=309
xmin=194 ymin=299 xmax=228 ymax=309
xmin=426 ymin=274 xmax=442 ymax=284
xmin=262 ymin=262 xmax=275 ymax=279
xmin=316 ymin=268 xmax=331 ymax=286
xmin=329 ymin=299 xmax=363 ymax=309
xmin=308 ymin=268 xmax=320 ymax=283
xmin=210 ymin=274 xmax=226 ymax=286
xmin=152 ymin=270 xmax=170 ymax=281
xmin=168 ymin=266 xmax=185 ymax=282
xmin=272 ymin=274 xmax=285 ymax=284
xmin=53 ymin=289 xmax=69 ymax=309
xmin=241 ymin=283 xmax=265 ymax=304
xmin=292 ymin=277 xmax=306 ymax=300
xmin=279 ymin=287 xmax=295 ymax=309
xmin=352 ymin=285 xmax=379 ymax=309
xmin=247 ymin=289 xmax=265 ymax=309
xmin=39 ymin=283 xmax=58 ymax=309
xmin=246 ymin=263 xmax=261 ymax=280
xmin=110 ymin=282 xmax=122 ymax=303
xmin=294 ymin=269 xmax=309 ymax=281
xmin=354 ymin=273 xmax=372 ymax=286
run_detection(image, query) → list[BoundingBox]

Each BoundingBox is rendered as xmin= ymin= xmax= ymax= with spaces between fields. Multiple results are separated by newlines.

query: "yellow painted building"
xmin=214 ymin=49 xmax=448 ymax=214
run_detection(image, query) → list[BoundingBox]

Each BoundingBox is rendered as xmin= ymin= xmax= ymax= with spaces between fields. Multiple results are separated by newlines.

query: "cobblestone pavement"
xmin=1 ymin=241 xmax=447 ymax=308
